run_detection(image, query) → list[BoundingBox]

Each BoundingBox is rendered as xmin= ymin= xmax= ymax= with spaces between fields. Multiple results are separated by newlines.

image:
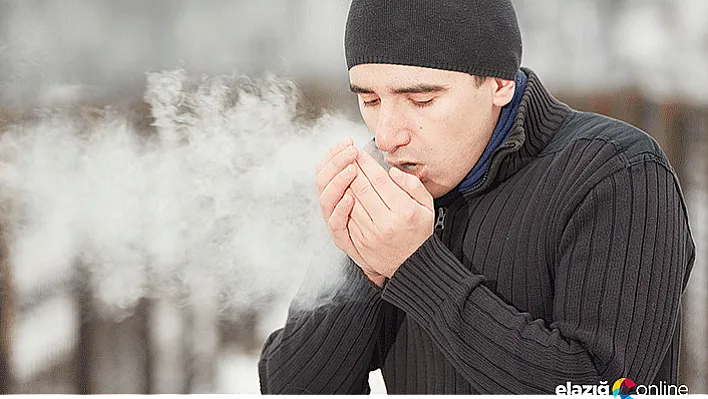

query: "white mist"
xmin=0 ymin=69 xmax=372 ymax=318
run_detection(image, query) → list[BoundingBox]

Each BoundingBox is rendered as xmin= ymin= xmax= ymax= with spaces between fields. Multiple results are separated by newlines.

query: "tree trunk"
xmin=653 ymin=104 xmax=697 ymax=390
xmin=75 ymin=264 xmax=95 ymax=394
xmin=181 ymin=304 xmax=194 ymax=394
xmin=0 ymin=219 xmax=15 ymax=394
xmin=180 ymin=301 xmax=218 ymax=394
xmin=135 ymin=297 xmax=154 ymax=394
xmin=703 ymin=108 xmax=708 ymax=391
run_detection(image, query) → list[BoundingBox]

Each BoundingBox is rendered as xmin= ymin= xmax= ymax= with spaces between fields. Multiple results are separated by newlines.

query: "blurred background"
xmin=0 ymin=0 xmax=706 ymax=394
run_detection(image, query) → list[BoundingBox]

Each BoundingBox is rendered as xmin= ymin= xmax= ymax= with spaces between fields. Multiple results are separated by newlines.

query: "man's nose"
xmin=373 ymin=104 xmax=411 ymax=153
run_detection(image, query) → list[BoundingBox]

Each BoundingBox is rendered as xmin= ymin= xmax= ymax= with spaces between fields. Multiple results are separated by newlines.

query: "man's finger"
xmin=355 ymin=150 xmax=411 ymax=210
xmin=349 ymin=162 xmax=391 ymax=222
xmin=347 ymin=216 xmax=368 ymax=254
xmin=350 ymin=191 xmax=373 ymax=229
xmin=316 ymin=144 xmax=359 ymax=196
xmin=345 ymin=216 xmax=377 ymax=275
xmin=320 ymin=165 xmax=357 ymax=220
xmin=389 ymin=167 xmax=434 ymax=211
xmin=327 ymin=193 xmax=369 ymax=271
xmin=315 ymin=137 xmax=354 ymax=175
xmin=328 ymin=189 xmax=354 ymax=236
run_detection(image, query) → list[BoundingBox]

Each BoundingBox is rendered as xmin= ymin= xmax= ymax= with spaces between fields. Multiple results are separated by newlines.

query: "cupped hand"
xmin=346 ymin=150 xmax=435 ymax=279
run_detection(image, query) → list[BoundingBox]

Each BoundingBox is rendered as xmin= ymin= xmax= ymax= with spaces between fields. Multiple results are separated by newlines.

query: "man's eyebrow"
xmin=350 ymin=85 xmax=373 ymax=94
xmin=392 ymin=84 xmax=449 ymax=94
xmin=349 ymin=84 xmax=449 ymax=94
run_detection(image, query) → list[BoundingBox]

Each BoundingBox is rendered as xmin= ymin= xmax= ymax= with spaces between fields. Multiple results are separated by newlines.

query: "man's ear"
xmin=492 ymin=78 xmax=516 ymax=107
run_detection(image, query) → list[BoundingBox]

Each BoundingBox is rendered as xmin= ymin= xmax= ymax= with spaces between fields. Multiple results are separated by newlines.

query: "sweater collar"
xmin=436 ymin=70 xmax=528 ymax=207
xmin=453 ymin=67 xmax=572 ymax=201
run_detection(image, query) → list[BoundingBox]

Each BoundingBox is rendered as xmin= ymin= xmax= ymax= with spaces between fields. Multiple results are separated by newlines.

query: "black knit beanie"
xmin=344 ymin=0 xmax=522 ymax=80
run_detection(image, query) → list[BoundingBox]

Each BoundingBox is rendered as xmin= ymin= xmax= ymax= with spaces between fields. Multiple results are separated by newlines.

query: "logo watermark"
xmin=555 ymin=378 xmax=689 ymax=396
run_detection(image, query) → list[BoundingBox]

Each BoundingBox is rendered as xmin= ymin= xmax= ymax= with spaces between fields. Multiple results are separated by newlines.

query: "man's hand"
xmin=347 ymin=150 xmax=435 ymax=279
xmin=316 ymin=138 xmax=387 ymax=287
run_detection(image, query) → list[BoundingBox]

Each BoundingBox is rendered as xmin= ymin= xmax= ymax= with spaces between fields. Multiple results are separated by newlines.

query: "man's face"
xmin=349 ymin=63 xmax=507 ymax=199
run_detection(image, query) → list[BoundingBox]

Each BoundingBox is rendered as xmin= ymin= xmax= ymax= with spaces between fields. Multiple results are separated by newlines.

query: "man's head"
xmin=344 ymin=0 xmax=522 ymax=198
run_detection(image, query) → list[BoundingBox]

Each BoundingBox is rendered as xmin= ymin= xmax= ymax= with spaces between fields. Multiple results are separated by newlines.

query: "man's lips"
xmin=387 ymin=161 xmax=427 ymax=180
xmin=387 ymin=159 xmax=419 ymax=169
xmin=395 ymin=163 xmax=422 ymax=172
xmin=386 ymin=159 xmax=416 ymax=166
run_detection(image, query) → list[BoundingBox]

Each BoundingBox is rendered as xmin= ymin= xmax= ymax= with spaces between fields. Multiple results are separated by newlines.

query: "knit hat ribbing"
xmin=344 ymin=0 xmax=522 ymax=80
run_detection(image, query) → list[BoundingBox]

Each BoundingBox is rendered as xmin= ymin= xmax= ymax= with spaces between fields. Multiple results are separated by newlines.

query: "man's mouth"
xmin=390 ymin=162 xmax=427 ymax=181
xmin=397 ymin=163 xmax=421 ymax=172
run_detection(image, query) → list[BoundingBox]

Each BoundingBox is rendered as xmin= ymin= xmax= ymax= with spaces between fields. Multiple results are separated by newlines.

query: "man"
xmin=259 ymin=0 xmax=695 ymax=394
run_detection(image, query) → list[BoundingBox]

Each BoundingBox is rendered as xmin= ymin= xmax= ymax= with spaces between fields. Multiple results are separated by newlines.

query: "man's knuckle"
xmin=372 ymin=173 xmax=390 ymax=187
xmin=334 ymin=152 xmax=350 ymax=169
xmin=381 ymin=224 xmax=395 ymax=237
xmin=337 ymin=169 xmax=353 ymax=185
xmin=402 ymin=208 xmax=417 ymax=223
xmin=352 ymin=179 xmax=370 ymax=195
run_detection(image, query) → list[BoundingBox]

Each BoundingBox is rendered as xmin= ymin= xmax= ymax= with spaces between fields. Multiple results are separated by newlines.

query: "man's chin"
xmin=422 ymin=178 xmax=458 ymax=200
xmin=424 ymin=182 xmax=450 ymax=200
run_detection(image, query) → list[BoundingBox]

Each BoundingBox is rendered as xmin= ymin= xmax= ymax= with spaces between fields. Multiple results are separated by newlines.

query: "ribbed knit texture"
xmin=259 ymin=261 xmax=383 ymax=394
xmin=258 ymin=68 xmax=695 ymax=394
xmin=344 ymin=0 xmax=522 ymax=80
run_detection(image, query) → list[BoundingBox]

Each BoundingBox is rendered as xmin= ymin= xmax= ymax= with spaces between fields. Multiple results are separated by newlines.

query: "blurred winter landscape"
xmin=0 ymin=0 xmax=706 ymax=394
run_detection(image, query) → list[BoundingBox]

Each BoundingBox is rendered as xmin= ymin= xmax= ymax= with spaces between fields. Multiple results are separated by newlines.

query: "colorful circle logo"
xmin=613 ymin=378 xmax=637 ymax=399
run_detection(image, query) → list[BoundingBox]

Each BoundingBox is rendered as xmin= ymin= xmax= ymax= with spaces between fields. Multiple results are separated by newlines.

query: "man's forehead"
xmin=349 ymin=63 xmax=459 ymax=93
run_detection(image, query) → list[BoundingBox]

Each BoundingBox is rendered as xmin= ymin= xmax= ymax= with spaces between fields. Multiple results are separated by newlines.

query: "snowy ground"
xmin=11 ymin=291 xmax=389 ymax=394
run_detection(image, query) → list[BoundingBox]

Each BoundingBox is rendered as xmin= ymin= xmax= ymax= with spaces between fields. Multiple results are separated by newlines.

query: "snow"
xmin=12 ymin=294 xmax=76 ymax=383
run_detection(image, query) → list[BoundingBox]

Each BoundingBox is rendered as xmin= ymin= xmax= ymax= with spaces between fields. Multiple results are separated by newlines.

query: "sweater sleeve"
xmin=258 ymin=259 xmax=384 ymax=394
xmin=381 ymin=160 xmax=695 ymax=394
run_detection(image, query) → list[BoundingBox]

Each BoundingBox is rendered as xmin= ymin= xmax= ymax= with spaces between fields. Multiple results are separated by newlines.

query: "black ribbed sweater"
xmin=258 ymin=68 xmax=695 ymax=394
